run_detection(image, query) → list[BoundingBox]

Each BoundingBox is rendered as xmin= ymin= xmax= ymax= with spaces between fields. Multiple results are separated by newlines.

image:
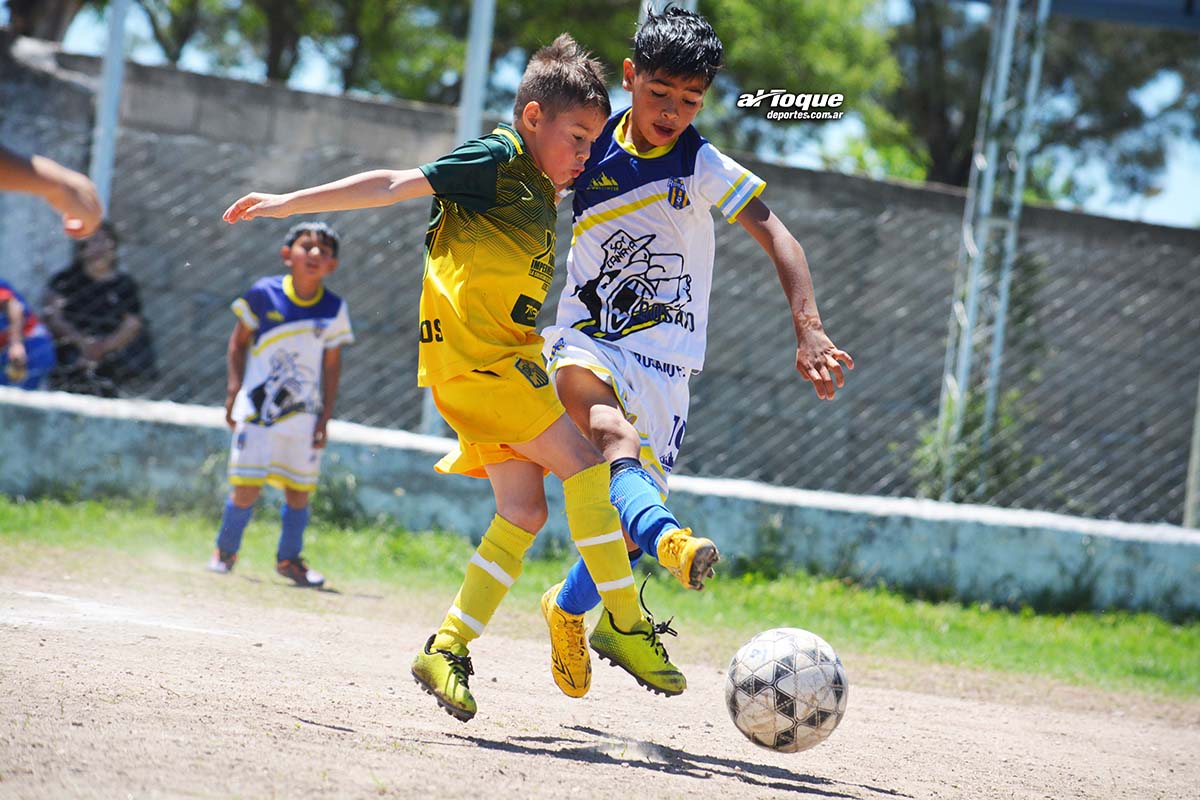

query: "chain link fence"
xmin=4 ymin=61 xmax=1199 ymax=527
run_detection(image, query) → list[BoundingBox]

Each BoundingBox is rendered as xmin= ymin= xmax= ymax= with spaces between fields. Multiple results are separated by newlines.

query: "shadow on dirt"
xmin=444 ymin=725 xmax=910 ymax=799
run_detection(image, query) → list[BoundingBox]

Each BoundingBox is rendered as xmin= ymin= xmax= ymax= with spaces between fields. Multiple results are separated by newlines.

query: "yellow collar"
xmin=615 ymin=109 xmax=677 ymax=159
xmin=283 ymin=275 xmax=323 ymax=307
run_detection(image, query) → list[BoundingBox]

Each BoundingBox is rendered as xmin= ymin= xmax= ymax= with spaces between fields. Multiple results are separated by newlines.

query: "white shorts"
xmin=228 ymin=421 xmax=323 ymax=493
xmin=543 ymin=325 xmax=691 ymax=495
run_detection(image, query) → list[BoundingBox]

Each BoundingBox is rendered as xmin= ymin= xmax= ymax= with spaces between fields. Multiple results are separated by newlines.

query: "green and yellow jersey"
xmin=417 ymin=123 xmax=558 ymax=387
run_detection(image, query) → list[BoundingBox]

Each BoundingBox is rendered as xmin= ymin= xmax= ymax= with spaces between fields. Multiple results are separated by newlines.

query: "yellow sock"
xmin=563 ymin=463 xmax=641 ymax=630
xmin=435 ymin=514 xmax=535 ymax=649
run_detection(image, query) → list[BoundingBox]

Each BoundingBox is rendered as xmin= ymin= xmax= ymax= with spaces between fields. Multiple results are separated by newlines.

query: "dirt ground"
xmin=1 ymin=547 xmax=1196 ymax=800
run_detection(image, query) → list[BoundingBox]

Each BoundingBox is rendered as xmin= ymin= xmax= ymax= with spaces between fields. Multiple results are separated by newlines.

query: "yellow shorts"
xmin=433 ymin=351 xmax=564 ymax=478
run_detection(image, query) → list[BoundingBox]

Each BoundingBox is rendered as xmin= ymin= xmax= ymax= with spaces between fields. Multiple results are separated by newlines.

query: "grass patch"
xmin=2 ymin=496 xmax=1197 ymax=699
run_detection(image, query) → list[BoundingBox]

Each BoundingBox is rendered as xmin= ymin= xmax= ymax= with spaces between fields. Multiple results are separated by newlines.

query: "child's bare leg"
xmin=511 ymin=415 xmax=643 ymax=629
xmin=432 ymin=460 xmax=544 ymax=650
xmin=212 ymin=484 xmax=261 ymax=564
xmin=414 ymin=461 xmax=543 ymax=722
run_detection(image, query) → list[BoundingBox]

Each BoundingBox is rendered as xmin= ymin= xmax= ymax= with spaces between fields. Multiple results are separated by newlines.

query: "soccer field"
xmin=1 ymin=540 xmax=1196 ymax=799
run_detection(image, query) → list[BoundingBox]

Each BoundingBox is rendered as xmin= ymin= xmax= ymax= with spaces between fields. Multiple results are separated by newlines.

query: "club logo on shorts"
xmin=667 ymin=177 xmax=690 ymax=210
xmin=514 ymin=357 xmax=549 ymax=388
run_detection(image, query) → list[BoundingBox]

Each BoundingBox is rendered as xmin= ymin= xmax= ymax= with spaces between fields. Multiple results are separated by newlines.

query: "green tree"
xmin=882 ymin=0 xmax=1200 ymax=203
xmin=4 ymin=0 xmax=86 ymax=41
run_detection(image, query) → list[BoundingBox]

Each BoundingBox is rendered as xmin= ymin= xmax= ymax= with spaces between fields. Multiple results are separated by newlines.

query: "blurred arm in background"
xmin=0 ymin=145 xmax=104 ymax=239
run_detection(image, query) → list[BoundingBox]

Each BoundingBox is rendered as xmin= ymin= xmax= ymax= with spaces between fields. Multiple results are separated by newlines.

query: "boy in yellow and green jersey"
xmin=223 ymin=34 xmax=685 ymax=723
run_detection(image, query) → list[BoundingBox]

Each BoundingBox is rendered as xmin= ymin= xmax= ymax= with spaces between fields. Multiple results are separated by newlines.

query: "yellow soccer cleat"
xmin=656 ymin=527 xmax=720 ymax=590
xmin=589 ymin=607 xmax=686 ymax=697
xmin=541 ymin=582 xmax=591 ymax=698
xmin=411 ymin=634 xmax=477 ymax=722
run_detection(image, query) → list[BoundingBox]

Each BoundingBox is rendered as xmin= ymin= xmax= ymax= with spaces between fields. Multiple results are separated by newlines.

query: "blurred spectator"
xmin=43 ymin=221 xmax=156 ymax=396
xmin=0 ymin=277 xmax=56 ymax=389
xmin=0 ymin=144 xmax=103 ymax=239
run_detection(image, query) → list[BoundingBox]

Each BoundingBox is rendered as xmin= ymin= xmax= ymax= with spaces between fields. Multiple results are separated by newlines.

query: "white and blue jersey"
xmin=229 ymin=275 xmax=354 ymax=437
xmin=553 ymin=108 xmax=765 ymax=372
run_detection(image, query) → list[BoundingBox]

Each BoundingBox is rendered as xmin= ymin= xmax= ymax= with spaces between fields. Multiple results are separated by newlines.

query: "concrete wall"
xmin=4 ymin=388 xmax=1197 ymax=620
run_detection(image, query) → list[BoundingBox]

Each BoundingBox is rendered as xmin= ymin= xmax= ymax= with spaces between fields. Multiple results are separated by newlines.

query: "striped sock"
xmin=563 ymin=463 xmax=641 ymax=630
xmin=435 ymin=514 xmax=536 ymax=649
xmin=558 ymin=548 xmax=643 ymax=616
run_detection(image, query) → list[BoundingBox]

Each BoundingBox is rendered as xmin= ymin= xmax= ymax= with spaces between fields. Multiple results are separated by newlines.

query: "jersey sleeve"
xmin=419 ymin=137 xmax=510 ymax=213
xmin=230 ymin=284 xmax=263 ymax=330
xmin=693 ymin=143 xmax=766 ymax=224
xmin=324 ymin=301 xmax=354 ymax=349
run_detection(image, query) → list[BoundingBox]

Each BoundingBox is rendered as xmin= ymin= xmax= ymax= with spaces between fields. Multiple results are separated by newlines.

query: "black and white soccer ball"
xmin=724 ymin=627 xmax=848 ymax=753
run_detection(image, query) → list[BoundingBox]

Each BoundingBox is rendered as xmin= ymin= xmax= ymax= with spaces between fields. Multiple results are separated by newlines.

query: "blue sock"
xmin=276 ymin=503 xmax=310 ymax=562
xmin=558 ymin=548 xmax=643 ymax=615
xmin=215 ymin=498 xmax=254 ymax=554
xmin=609 ymin=458 xmax=679 ymax=556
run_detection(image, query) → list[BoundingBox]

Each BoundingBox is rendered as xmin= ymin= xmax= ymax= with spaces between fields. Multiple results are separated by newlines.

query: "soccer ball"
xmin=724 ymin=627 xmax=848 ymax=753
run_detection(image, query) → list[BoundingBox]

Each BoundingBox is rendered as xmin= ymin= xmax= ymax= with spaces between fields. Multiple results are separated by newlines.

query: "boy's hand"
xmin=5 ymin=342 xmax=28 ymax=383
xmin=312 ymin=415 xmax=331 ymax=449
xmin=795 ymin=330 xmax=853 ymax=400
xmin=224 ymin=391 xmax=239 ymax=429
xmin=223 ymin=193 xmax=290 ymax=223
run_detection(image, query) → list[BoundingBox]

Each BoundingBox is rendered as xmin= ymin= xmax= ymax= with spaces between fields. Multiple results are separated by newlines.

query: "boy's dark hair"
xmin=512 ymin=33 xmax=610 ymax=122
xmin=633 ymin=5 xmax=724 ymax=86
xmin=284 ymin=221 xmax=340 ymax=257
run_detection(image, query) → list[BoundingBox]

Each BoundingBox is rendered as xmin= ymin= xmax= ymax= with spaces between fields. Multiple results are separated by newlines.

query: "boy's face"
xmin=622 ymin=59 xmax=708 ymax=152
xmin=281 ymin=231 xmax=338 ymax=282
xmin=522 ymin=102 xmax=607 ymax=190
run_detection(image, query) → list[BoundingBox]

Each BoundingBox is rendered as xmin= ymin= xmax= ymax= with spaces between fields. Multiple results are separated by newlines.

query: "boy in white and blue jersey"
xmin=539 ymin=7 xmax=854 ymax=698
xmin=207 ymin=222 xmax=354 ymax=587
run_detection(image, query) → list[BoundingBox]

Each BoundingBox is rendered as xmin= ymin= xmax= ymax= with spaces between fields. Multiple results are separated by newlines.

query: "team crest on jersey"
xmin=588 ymin=172 xmax=619 ymax=191
xmin=312 ymin=319 xmax=327 ymax=338
xmin=267 ymin=311 xmax=284 ymax=322
xmin=667 ymin=177 xmax=690 ymax=209
xmin=514 ymin=357 xmax=549 ymax=388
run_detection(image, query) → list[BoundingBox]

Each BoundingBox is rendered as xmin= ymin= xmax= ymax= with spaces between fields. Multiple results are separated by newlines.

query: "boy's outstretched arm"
xmin=223 ymin=169 xmax=433 ymax=223
xmin=0 ymin=145 xmax=104 ymax=239
xmin=738 ymin=197 xmax=853 ymax=400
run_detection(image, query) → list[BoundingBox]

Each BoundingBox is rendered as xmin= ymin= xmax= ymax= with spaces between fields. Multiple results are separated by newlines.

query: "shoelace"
xmin=637 ymin=576 xmax=678 ymax=661
xmin=563 ymin=614 xmax=589 ymax=662
xmin=425 ymin=636 xmax=475 ymax=685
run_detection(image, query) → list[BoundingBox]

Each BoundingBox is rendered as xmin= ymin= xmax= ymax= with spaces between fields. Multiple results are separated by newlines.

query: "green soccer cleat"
xmin=589 ymin=606 xmax=686 ymax=697
xmin=541 ymin=582 xmax=591 ymax=698
xmin=655 ymin=527 xmax=719 ymax=591
xmin=411 ymin=635 xmax=477 ymax=722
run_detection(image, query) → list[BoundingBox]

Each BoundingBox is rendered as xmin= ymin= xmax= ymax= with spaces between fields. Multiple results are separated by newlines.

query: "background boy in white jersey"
xmin=208 ymin=222 xmax=354 ymax=588
xmin=539 ymin=6 xmax=854 ymax=699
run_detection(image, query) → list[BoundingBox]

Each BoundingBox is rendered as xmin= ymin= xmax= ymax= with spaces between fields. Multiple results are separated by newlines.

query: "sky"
xmin=10 ymin=2 xmax=1198 ymax=229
